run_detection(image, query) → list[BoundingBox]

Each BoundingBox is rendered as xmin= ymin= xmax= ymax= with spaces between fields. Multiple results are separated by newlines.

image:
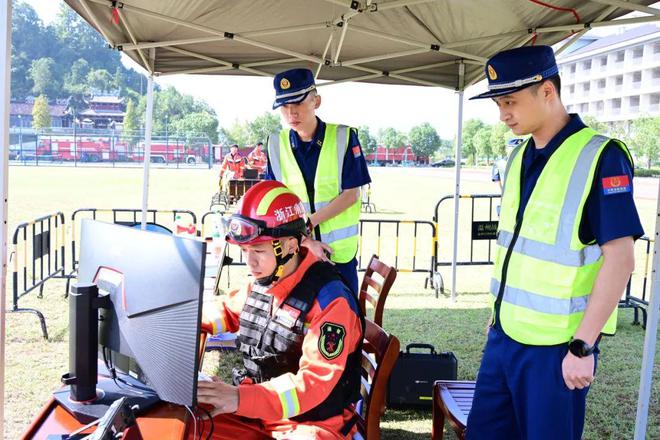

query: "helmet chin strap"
xmin=255 ymin=239 xmax=299 ymax=286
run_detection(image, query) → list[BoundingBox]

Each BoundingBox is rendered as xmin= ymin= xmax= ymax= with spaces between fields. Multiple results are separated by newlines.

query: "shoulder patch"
xmin=317 ymin=280 xmax=361 ymax=315
xmin=319 ymin=322 xmax=346 ymax=360
xmin=602 ymin=175 xmax=631 ymax=195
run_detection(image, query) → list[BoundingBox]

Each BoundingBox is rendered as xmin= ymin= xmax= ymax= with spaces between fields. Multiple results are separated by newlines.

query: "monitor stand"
xmin=53 ymin=372 xmax=159 ymax=424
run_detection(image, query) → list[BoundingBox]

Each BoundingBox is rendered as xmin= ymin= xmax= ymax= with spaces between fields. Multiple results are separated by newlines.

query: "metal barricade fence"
xmin=10 ymin=212 xmax=68 ymax=339
xmin=199 ymin=213 xmax=437 ymax=290
xmin=357 ymin=219 xmax=436 ymax=276
xmin=69 ymin=208 xmax=197 ymax=279
xmin=620 ymin=236 xmax=652 ymax=327
xmin=200 ymin=210 xmax=249 ymax=290
xmin=431 ymin=194 xmax=501 ymax=296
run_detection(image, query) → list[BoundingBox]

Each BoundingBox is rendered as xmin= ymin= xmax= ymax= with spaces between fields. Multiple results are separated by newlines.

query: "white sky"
xmin=23 ymin=0 xmax=656 ymax=139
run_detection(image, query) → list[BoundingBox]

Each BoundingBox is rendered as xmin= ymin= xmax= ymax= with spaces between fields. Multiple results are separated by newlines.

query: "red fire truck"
xmin=129 ymin=141 xmax=210 ymax=164
xmin=36 ymin=137 xmax=128 ymax=162
xmin=33 ymin=137 xmax=210 ymax=164
xmin=365 ymin=145 xmax=430 ymax=165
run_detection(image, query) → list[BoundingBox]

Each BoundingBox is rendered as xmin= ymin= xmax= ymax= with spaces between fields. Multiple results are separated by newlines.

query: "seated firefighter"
xmin=199 ymin=180 xmax=365 ymax=440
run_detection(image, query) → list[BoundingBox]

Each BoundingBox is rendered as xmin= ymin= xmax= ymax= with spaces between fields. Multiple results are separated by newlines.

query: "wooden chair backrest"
xmin=355 ymin=319 xmax=400 ymax=440
xmin=358 ymin=255 xmax=397 ymax=327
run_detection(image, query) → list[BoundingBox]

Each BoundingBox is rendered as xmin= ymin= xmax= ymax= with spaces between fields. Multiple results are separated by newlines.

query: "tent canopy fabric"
xmin=64 ymin=0 xmax=659 ymax=90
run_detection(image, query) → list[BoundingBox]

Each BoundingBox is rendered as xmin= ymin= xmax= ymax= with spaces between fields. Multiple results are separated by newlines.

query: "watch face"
xmin=569 ymin=339 xmax=592 ymax=357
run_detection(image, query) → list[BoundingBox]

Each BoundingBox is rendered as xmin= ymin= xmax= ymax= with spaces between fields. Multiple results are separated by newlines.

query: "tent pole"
xmin=451 ymin=61 xmax=465 ymax=302
xmin=0 ymin=0 xmax=11 ymax=435
xmin=634 ymin=182 xmax=660 ymax=439
xmin=140 ymin=54 xmax=155 ymax=230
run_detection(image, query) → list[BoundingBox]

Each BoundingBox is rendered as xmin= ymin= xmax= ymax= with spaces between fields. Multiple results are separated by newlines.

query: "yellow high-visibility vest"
xmin=268 ymin=124 xmax=360 ymax=263
xmin=492 ymin=127 xmax=632 ymax=345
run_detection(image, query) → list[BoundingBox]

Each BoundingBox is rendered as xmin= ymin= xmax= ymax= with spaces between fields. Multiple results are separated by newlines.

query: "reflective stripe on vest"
xmin=268 ymin=124 xmax=360 ymax=263
xmin=492 ymin=129 xmax=632 ymax=345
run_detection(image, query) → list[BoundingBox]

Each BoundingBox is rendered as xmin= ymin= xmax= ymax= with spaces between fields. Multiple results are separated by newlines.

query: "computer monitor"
xmin=56 ymin=219 xmax=206 ymax=421
xmin=243 ymin=168 xmax=259 ymax=179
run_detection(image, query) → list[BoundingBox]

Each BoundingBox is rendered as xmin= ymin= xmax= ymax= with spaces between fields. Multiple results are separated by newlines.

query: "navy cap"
xmin=272 ymin=68 xmax=316 ymax=109
xmin=470 ymin=45 xmax=559 ymax=100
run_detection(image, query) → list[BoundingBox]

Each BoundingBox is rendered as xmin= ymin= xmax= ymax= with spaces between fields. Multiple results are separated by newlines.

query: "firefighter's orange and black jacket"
xmin=202 ymin=251 xmax=364 ymax=435
xmin=247 ymin=148 xmax=267 ymax=174
xmin=220 ymin=152 xmax=245 ymax=178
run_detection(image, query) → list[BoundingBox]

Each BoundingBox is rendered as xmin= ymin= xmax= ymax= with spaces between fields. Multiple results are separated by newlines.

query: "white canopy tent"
xmin=1 ymin=0 xmax=659 ymax=437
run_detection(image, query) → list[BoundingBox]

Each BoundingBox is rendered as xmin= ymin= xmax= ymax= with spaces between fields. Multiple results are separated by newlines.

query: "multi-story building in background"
xmin=558 ymin=24 xmax=660 ymax=130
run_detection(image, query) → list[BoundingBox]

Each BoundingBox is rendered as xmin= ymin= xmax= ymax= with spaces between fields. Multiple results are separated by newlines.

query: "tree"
xmin=461 ymin=119 xmax=485 ymax=165
xmin=378 ymin=127 xmax=407 ymax=161
xmin=86 ymin=69 xmax=114 ymax=93
xmin=64 ymin=58 xmax=90 ymax=94
xmin=582 ymin=115 xmax=608 ymax=134
xmin=122 ymin=99 xmax=139 ymax=144
xmin=11 ymin=2 xmax=56 ymax=99
xmin=65 ymin=92 xmax=87 ymax=123
xmin=357 ymin=125 xmax=378 ymax=155
xmin=170 ymin=111 xmax=220 ymax=144
xmin=629 ymin=116 xmax=660 ymax=169
xmin=226 ymin=120 xmax=250 ymax=147
xmin=437 ymin=138 xmax=454 ymax=159
xmin=378 ymin=126 xmax=407 ymax=152
xmin=11 ymin=2 xmax=149 ymax=101
xmin=29 ymin=57 xmax=58 ymax=97
xmin=473 ymin=125 xmax=493 ymax=164
xmin=247 ymin=112 xmax=282 ymax=144
xmin=408 ymin=122 xmax=440 ymax=158
xmin=490 ymin=123 xmax=512 ymax=158
xmin=218 ymin=127 xmax=237 ymax=147
xmin=32 ymin=94 xmax=51 ymax=129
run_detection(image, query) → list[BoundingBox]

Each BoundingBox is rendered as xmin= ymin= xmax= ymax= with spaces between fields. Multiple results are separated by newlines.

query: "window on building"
xmin=632 ymin=46 xmax=644 ymax=58
xmin=630 ymin=95 xmax=640 ymax=108
xmin=580 ymin=103 xmax=588 ymax=113
xmin=569 ymin=84 xmax=575 ymax=94
xmin=568 ymin=63 xmax=575 ymax=73
xmin=582 ymin=60 xmax=592 ymax=70
xmin=600 ymin=56 xmax=607 ymax=67
xmin=615 ymin=75 xmax=623 ymax=85
xmin=596 ymin=101 xmax=604 ymax=112
xmin=612 ymin=98 xmax=622 ymax=109
xmin=651 ymin=94 xmax=660 ymax=105
xmin=633 ymin=71 xmax=642 ymax=83
xmin=653 ymin=67 xmax=660 ymax=79
xmin=583 ymin=82 xmax=591 ymax=92
xmin=616 ymin=51 xmax=624 ymax=62
xmin=655 ymin=43 xmax=660 ymax=54
xmin=598 ymin=79 xmax=606 ymax=89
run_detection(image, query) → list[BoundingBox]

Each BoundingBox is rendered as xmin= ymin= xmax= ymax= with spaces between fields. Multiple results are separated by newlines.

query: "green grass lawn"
xmin=4 ymin=165 xmax=659 ymax=439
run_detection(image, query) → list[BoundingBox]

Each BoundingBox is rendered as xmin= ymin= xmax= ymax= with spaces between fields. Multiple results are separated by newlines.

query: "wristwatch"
xmin=568 ymin=338 xmax=595 ymax=358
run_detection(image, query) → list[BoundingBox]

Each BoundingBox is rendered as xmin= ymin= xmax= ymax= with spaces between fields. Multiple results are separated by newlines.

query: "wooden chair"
xmin=358 ymin=255 xmax=397 ymax=327
xmin=431 ymin=380 xmax=476 ymax=440
xmin=354 ymin=319 xmax=400 ymax=440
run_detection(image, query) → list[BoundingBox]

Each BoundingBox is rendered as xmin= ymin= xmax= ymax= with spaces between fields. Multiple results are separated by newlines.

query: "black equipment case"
xmin=387 ymin=343 xmax=457 ymax=408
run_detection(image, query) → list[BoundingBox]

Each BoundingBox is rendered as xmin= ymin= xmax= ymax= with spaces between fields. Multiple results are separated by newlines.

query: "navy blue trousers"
xmin=334 ymin=257 xmax=358 ymax=296
xmin=466 ymin=326 xmax=598 ymax=440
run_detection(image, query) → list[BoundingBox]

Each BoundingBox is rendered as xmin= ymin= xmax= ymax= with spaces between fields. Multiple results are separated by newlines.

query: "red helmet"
xmin=225 ymin=181 xmax=308 ymax=245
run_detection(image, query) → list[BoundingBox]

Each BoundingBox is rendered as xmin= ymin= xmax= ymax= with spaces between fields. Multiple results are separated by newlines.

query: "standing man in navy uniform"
xmin=466 ymin=46 xmax=643 ymax=440
xmin=265 ymin=68 xmax=371 ymax=295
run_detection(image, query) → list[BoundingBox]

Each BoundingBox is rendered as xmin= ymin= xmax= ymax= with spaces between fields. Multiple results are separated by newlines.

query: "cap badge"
xmin=280 ymin=78 xmax=291 ymax=90
xmin=487 ymin=65 xmax=497 ymax=80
